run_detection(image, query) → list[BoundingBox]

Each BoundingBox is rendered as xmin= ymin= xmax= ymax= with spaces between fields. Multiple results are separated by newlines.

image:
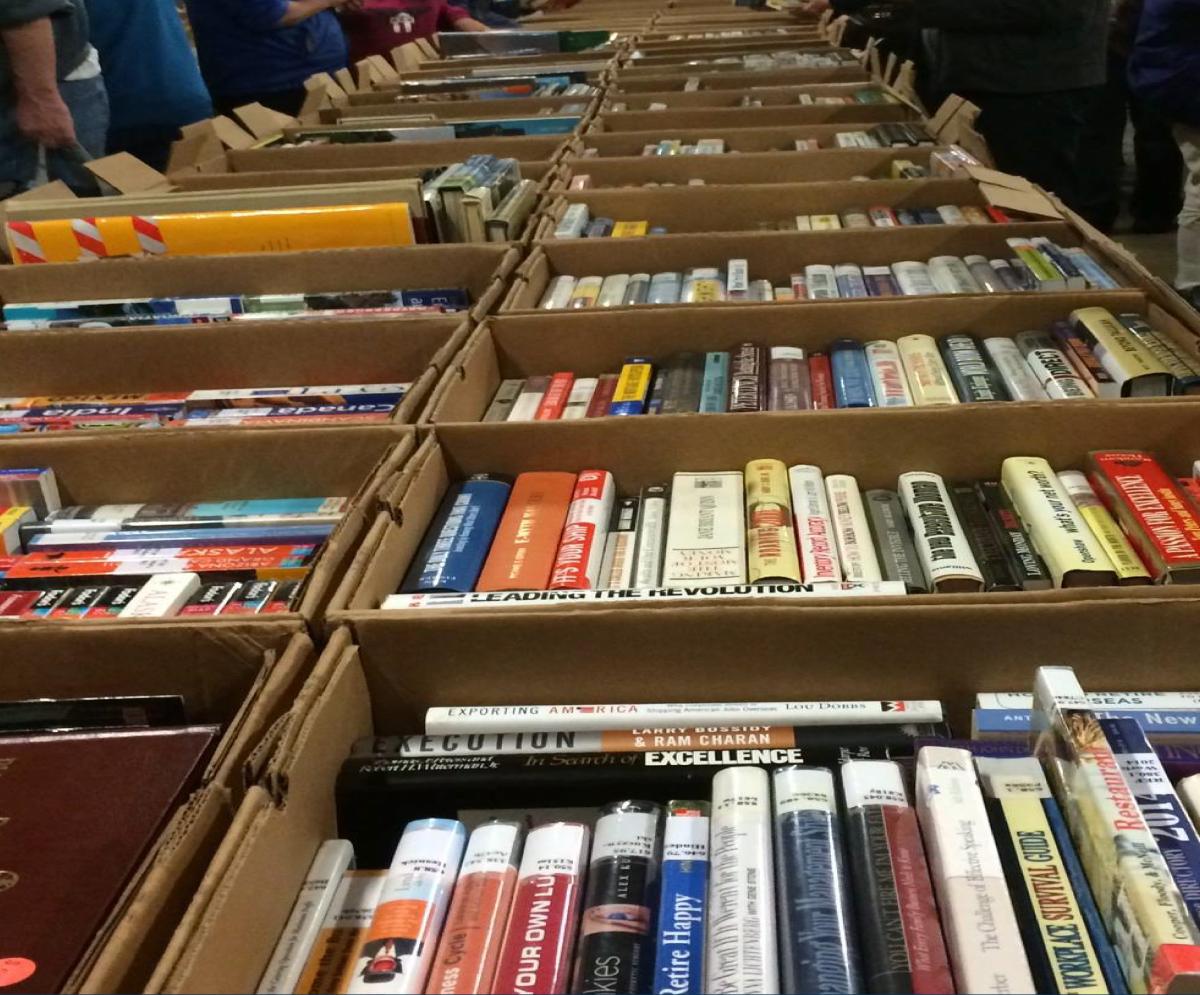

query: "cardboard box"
xmin=0 ymin=425 xmax=415 ymax=625
xmin=611 ymin=66 xmax=871 ymax=91
xmin=0 ymin=314 xmax=468 ymax=428
xmin=0 ymin=622 xmax=314 ymax=992
xmin=170 ymin=160 xmax=556 ymax=194
xmin=591 ymin=101 xmax=915 ymax=131
xmin=0 ymin=243 xmax=519 ymax=324
xmin=148 ymin=588 xmax=1200 ymax=993
xmin=328 ymin=93 xmax=599 ymax=122
xmin=537 ymin=176 xmax=1013 ymax=237
xmin=426 ymin=289 xmax=1200 ymax=423
xmin=577 ymin=122 xmax=920 ymax=155
xmin=554 ymin=145 xmax=961 ymax=188
xmin=602 ymin=81 xmax=900 ymax=109
xmin=501 ymin=222 xmax=1092 ymax=311
xmin=328 ymin=401 xmax=1200 ymax=621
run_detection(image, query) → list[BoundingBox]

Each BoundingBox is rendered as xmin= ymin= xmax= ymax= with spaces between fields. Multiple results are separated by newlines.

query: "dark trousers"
xmin=107 ymin=124 xmax=183 ymax=173
xmin=958 ymin=87 xmax=1098 ymax=216
xmin=1076 ymin=50 xmax=1184 ymax=232
xmin=212 ymin=87 xmax=309 ymax=121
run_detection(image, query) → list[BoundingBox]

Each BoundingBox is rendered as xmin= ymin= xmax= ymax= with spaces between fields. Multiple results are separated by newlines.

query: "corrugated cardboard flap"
xmin=84 ymin=153 xmax=172 ymax=195
xmin=232 ymin=103 xmax=297 ymax=141
xmin=967 ymin=166 xmax=1063 ymax=220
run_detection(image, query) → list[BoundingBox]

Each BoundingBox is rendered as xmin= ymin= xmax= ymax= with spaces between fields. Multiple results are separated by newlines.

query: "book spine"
xmin=1116 ymin=313 xmax=1200 ymax=389
xmin=610 ymin=358 xmax=653 ymax=416
xmin=549 ymin=470 xmax=615 ymax=590
xmin=915 ymin=747 xmax=1036 ymax=993
xmin=586 ymin=374 xmax=619 ymax=418
xmin=492 ymin=823 xmax=589 ymax=995
xmin=562 ymin=377 xmax=599 ymax=421
xmin=1050 ymin=320 xmax=1120 ymax=398
xmin=535 ymin=373 xmax=574 ymax=420
xmin=1001 ymin=456 xmax=1116 ymax=587
xmin=1058 ymin=470 xmax=1152 ymax=585
xmin=705 ymin=767 xmax=779 ymax=994
xmin=600 ymin=497 xmax=639 ymax=590
xmin=662 ymin=353 xmax=706 ymax=415
xmin=928 ymin=255 xmax=983 ymax=294
xmin=1015 ymin=331 xmax=1094 ymax=400
xmin=897 ymin=334 xmax=958 ymax=406
xmin=825 ymin=474 xmax=881 ymax=583
xmin=699 ymin=353 xmax=730 ymax=413
xmin=348 ymin=819 xmax=467 ymax=994
xmin=830 ymin=339 xmax=876 ymax=408
xmin=116 ymin=572 xmax=201 ymax=617
xmin=864 ymin=340 xmax=914 ymax=406
xmin=1071 ymin=307 xmax=1171 ymax=393
xmin=898 ymin=471 xmax=984 ymax=593
xmin=745 ymin=459 xmax=801 ymax=584
xmin=509 ymin=376 xmax=550 ymax=421
xmin=938 ymin=333 xmax=1009 ymax=402
xmin=767 ymin=347 xmax=810 ymax=411
xmin=425 ymin=821 xmax=524 ymax=995
xmin=258 ymin=840 xmax=356 ymax=995
xmin=980 ymin=691 xmax=1200 ymax=711
xmin=632 ymin=484 xmax=668 ymax=589
xmin=806 ymin=264 xmax=839 ymax=299
xmin=646 ymin=370 xmax=667 ymax=415
xmin=476 ymin=472 xmax=575 ymax=592
xmin=863 ymin=489 xmax=929 ymax=593
xmin=773 ymin=766 xmax=862 ymax=994
xmin=974 ymin=479 xmax=1054 ymax=590
xmin=842 ymin=761 xmax=954 ymax=995
xmin=983 ymin=338 xmax=1050 ymax=401
xmin=295 ymin=871 xmax=389 ymax=995
xmin=661 ymin=471 xmax=746 ymax=586
xmin=654 ymin=802 xmax=709 ymax=995
xmin=728 ymin=343 xmax=767 ymax=412
xmin=948 ymin=482 xmax=1021 ymax=592
xmin=571 ymin=801 xmax=663 ymax=994
xmin=1087 ymin=450 xmax=1200 ymax=581
xmin=977 ymin=759 xmax=1111 ymax=995
xmin=788 ymin=465 xmax=842 ymax=585
xmin=808 ymin=352 xmax=835 ymax=409
xmin=597 ymin=275 xmax=629 ymax=307
xmin=891 ymin=261 xmax=937 ymax=296
xmin=401 ymin=477 xmax=510 ymax=593
xmin=1103 ymin=717 xmax=1200 ymax=930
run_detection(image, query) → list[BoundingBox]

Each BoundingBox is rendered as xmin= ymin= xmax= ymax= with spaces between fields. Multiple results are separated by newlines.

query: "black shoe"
xmin=1131 ymin=217 xmax=1178 ymax=234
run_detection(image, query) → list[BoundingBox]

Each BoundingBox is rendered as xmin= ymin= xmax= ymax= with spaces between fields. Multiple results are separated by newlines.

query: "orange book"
xmin=475 ymin=472 xmax=576 ymax=591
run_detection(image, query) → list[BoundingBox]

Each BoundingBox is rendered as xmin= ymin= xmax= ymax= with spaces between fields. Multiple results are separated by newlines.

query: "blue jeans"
xmin=0 ymin=73 xmax=109 ymax=195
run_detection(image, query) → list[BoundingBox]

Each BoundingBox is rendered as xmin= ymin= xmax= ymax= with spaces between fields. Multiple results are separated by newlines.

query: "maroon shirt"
xmin=341 ymin=0 xmax=470 ymax=61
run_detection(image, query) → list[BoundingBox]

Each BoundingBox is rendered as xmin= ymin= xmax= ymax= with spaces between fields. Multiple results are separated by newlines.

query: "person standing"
xmin=1130 ymin=0 xmax=1200 ymax=305
xmin=186 ymin=0 xmax=351 ymax=119
xmin=339 ymin=0 xmax=488 ymax=65
xmin=0 ymin=0 xmax=108 ymax=195
xmin=85 ymin=0 xmax=212 ymax=172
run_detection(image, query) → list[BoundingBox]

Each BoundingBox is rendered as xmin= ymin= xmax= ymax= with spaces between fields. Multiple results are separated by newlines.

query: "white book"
xmin=898 ymin=471 xmax=984 ymax=592
xmin=597 ymin=273 xmax=630 ymax=307
xmin=117 ymin=572 xmax=201 ymax=618
xmin=916 ymin=747 xmax=1036 ymax=994
xmin=978 ymin=690 xmax=1200 ymax=710
xmin=538 ymin=274 xmax=577 ymax=310
xmin=1014 ymin=331 xmax=1094 ymax=399
xmin=982 ymin=337 xmax=1049 ymax=401
xmin=661 ymin=471 xmax=746 ymax=586
xmin=927 ymin=255 xmax=982 ymax=294
xmin=825 ymin=473 xmax=882 ymax=582
xmin=891 ymin=261 xmax=937 ymax=296
xmin=804 ymin=264 xmax=838 ymax=300
xmin=864 ymin=340 xmax=913 ymax=406
xmin=561 ymin=377 xmax=598 ymax=420
xmin=554 ymin=202 xmax=589 ymax=238
xmin=632 ymin=485 xmax=669 ymax=588
xmin=787 ymin=464 xmax=842 ymax=584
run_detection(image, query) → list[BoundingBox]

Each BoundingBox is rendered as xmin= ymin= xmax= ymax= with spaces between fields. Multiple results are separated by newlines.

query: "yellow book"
xmin=295 ymin=870 xmax=387 ymax=994
xmin=1058 ymin=470 xmax=1152 ymax=585
xmin=7 ymin=202 xmax=415 ymax=264
xmin=611 ymin=221 xmax=648 ymax=238
xmin=1000 ymin=457 xmax=1117 ymax=587
xmin=1069 ymin=307 xmax=1173 ymax=396
xmin=810 ymin=214 xmax=842 ymax=230
xmin=897 ymin=334 xmax=959 ymax=406
xmin=744 ymin=458 xmax=801 ymax=583
xmin=0 ymin=506 xmax=33 ymax=554
xmin=610 ymin=358 xmax=653 ymax=414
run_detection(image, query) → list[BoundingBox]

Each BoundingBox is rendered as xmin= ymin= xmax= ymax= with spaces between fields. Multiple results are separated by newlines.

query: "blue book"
xmin=654 ymin=802 xmax=709 ymax=995
xmin=974 ymin=708 xmax=1200 ymax=735
xmin=699 ymin=352 xmax=730 ymax=413
xmin=829 ymin=339 xmax=876 ymax=408
xmin=24 ymin=523 xmax=335 ymax=552
xmin=401 ymin=475 xmax=510 ymax=593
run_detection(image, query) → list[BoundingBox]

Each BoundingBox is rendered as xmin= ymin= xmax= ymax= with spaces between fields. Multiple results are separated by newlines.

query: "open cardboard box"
xmin=327 ymin=92 xmax=599 ymax=122
xmin=553 ymin=145 xmax=963 ymax=189
xmin=0 ymin=621 xmax=315 ymax=992
xmin=577 ymin=122 xmax=923 ymax=155
xmin=591 ymin=100 xmax=915 ymax=131
xmin=611 ymin=66 xmax=871 ymax=91
xmin=325 ymin=402 xmax=1200 ymax=627
xmin=149 ymin=599 xmax=1200 ymax=994
xmin=0 ymin=243 xmax=519 ymax=324
xmin=501 ymin=222 xmax=1106 ymax=312
xmin=537 ymin=176 xmax=1016 ymax=237
xmin=0 ymin=314 xmax=468 ymax=429
xmin=623 ymin=44 xmax=848 ymax=71
xmin=425 ymin=289 xmax=1200 ymax=424
xmin=0 ymin=425 xmax=415 ymax=626
xmin=602 ymin=81 xmax=900 ymax=109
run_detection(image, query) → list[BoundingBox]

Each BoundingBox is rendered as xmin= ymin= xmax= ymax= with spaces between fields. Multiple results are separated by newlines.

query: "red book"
xmin=0 ymin=590 xmax=40 ymax=616
xmin=1180 ymin=477 xmax=1200 ymax=511
xmin=808 ymin=352 xmax=835 ymax=409
xmin=1088 ymin=450 xmax=1200 ymax=582
xmin=986 ymin=206 xmax=1011 ymax=223
xmin=535 ymin=372 xmax=575 ymax=420
xmin=585 ymin=374 xmax=619 ymax=418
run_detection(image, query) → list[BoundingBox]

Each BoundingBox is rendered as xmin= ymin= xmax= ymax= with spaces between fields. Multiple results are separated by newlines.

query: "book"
xmin=0 ymin=726 xmax=218 ymax=993
xmin=744 ymin=459 xmax=801 ymax=584
xmin=789 ymin=465 xmax=842 ymax=585
xmin=1071 ymin=307 xmax=1174 ymax=397
xmin=1015 ymin=331 xmax=1094 ymax=400
xmin=826 ymin=474 xmax=882 ymax=583
xmin=294 ymin=870 xmax=388 ymax=995
xmin=864 ymin=340 xmax=914 ymax=407
xmin=864 ymin=489 xmax=929 ymax=594
xmin=897 ymin=334 xmax=958 ymax=406
xmin=728 ymin=343 xmax=767 ymax=412
xmin=653 ymin=802 xmax=709 ymax=995
xmin=938 ymin=333 xmax=1008 ymax=402
xmin=948 ymin=482 xmax=1021 ymax=592
xmin=974 ymin=480 xmax=1054 ymax=591
xmin=1058 ymin=470 xmax=1152 ymax=585
xmin=475 ymin=472 xmax=576 ymax=592
xmin=661 ymin=471 xmax=746 ymax=586
xmin=401 ymin=477 xmax=510 ymax=594
xmin=548 ymin=471 xmax=615 ymax=590
xmin=830 ymin=339 xmax=876 ymax=408
xmin=898 ymin=471 xmax=984 ymax=593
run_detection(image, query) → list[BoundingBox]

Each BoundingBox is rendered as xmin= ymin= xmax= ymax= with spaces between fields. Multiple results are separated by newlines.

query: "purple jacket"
xmin=1130 ymin=0 xmax=1200 ymax=128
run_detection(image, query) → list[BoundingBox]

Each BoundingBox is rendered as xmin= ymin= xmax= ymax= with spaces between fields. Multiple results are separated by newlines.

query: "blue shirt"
xmin=86 ymin=0 xmax=212 ymax=130
xmin=185 ymin=0 xmax=348 ymax=99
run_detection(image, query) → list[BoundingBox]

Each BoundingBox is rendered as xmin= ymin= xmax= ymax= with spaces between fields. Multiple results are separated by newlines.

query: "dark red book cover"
xmin=0 ymin=725 xmax=219 ymax=992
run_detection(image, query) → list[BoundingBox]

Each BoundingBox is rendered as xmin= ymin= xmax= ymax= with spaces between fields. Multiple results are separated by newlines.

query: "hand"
xmin=14 ymin=88 xmax=76 ymax=148
xmin=802 ymin=0 xmax=831 ymax=13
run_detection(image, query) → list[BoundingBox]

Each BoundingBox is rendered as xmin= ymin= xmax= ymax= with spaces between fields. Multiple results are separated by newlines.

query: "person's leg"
xmin=1173 ymin=124 xmax=1200 ymax=299
xmin=213 ymin=88 xmax=308 ymax=120
xmin=1129 ymin=92 xmax=1185 ymax=232
xmin=44 ymin=73 xmax=109 ymax=194
xmin=1075 ymin=51 xmax=1128 ymax=233
xmin=0 ymin=108 xmax=40 ymax=197
xmin=106 ymin=124 xmax=181 ymax=172
xmin=966 ymin=89 xmax=1090 ymax=213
